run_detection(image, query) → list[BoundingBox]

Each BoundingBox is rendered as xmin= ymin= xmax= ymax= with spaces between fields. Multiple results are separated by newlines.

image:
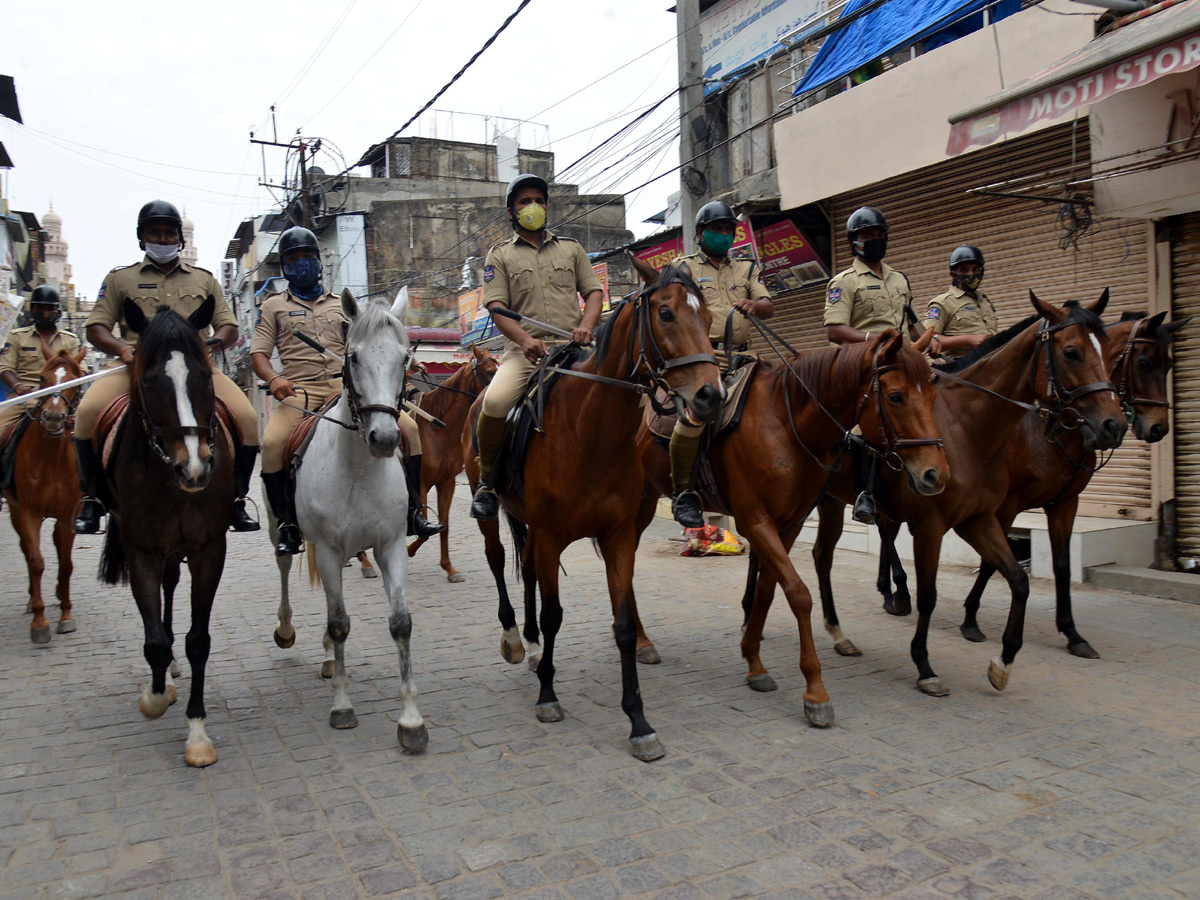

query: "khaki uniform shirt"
xmin=672 ymin=251 xmax=771 ymax=348
xmin=0 ymin=326 xmax=82 ymax=389
xmin=250 ymin=289 xmax=346 ymax=384
xmin=483 ymin=230 xmax=602 ymax=351
xmin=86 ymin=256 xmax=237 ymax=346
xmin=822 ymin=257 xmax=913 ymax=334
xmin=924 ymin=286 xmax=999 ymax=358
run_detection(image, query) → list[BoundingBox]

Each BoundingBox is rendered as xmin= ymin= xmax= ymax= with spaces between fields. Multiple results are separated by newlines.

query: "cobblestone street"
xmin=2 ymin=483 xmax=1200 ymax=900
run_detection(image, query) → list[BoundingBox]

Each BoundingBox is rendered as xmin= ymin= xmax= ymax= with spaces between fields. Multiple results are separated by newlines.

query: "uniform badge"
xmin=698 ymin=277 xmax=714 ymax=283
xmin=96 ymin=282 xmax=106 ymax=301
xmin=963 ymin=305 xmax=977 ymax=311
xmin=483 ymin=265 xmax=494 ymax=283
xmin=1 ymin=344 xmax=7 ymax=354
xmin=827 ymin=287 xmax=842 ymax=303
xmin=927 ymin=308 xmax=940 ymax=319
xmin=255 ymin=310 xmax=263 ymax=326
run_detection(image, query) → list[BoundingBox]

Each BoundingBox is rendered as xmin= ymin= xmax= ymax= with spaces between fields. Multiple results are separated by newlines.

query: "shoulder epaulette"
xmin=108 ymin=262 xmax=137 ymax=274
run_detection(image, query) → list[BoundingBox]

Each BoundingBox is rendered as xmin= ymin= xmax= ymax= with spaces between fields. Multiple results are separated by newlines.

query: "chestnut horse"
xmin=406 ymin=344 xmax=497 ymax=582
xmin=769 ymin=293 xmax=1126 ymax=695
xmin=3 ymin=346 xmax=87 ymax=643
xmin=631 ymin=329 xmax=949 ymax=724
xmin=99 ymin=297 xmax=234 ymax=767
xmin=466 ymin=258 xmax=722 ymax=761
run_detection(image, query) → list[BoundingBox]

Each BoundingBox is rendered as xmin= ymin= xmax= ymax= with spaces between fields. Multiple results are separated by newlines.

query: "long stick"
xmin=489 ymin=307 xmax=577 ymax=340
xmin=0 ymin=365 xmax=125 ymax=411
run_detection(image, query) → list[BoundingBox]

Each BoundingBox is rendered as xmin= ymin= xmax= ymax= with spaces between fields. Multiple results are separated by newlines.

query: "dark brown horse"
xmin=99 ymin=297 xmax=234 ymax=767
xmin=631 ymin=329 xmax=949 ymax=723
xmin=782 ymin=293 xmax=1125 ymax=695
xmin=406 ymin=344 xmax=497 ymax=582
xmin=3 ymin=346 xmax=87 ymax=643
xmin=466 ymin=258 xmax=722 ymax=760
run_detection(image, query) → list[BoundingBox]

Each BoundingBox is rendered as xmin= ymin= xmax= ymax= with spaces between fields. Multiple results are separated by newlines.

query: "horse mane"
xmin=771 ymin=335 xmax=930 ymax=411
xmin=586 ymin=265 xmax=706 ymax=369
xmin=40 ymin=349 xmax=83 ymax=380
xmin=130 ymin=306 xmax=208 ymax=384
xmin=940 ymin=301 xmax=1106 ymax=375
xmin=347 ymin=298 xmax=408 ymax=350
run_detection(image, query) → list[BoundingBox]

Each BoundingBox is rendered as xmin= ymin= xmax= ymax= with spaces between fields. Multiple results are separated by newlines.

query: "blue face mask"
xmin=284 ymin=257 xmax=323 ymax=300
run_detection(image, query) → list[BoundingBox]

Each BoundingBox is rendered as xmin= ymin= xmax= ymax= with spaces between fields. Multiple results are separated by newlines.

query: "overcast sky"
xmin=1 ymin=0 xmax=682 ymax=302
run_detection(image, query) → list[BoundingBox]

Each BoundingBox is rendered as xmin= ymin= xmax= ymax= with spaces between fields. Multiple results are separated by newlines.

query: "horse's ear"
xmin=389 ymin=286 xmax=409 ymax=320
xmin=628 ymin=251 xmax=658 ymax=287
xmin=1087 ymin=288 xmax=1110 ymax=316
xmin=74 ymin=347 xmax=88 ymax=365
xmin=124 ymin=299 xmax=149 ymax=335
xmin=471 ymin=344 xmax=484 ymax=361
xmin=1148 ymin=311 xmax=1168 ymax=330
xmin=878 ymin=330 xmax=903 ymax=361
xmin=912 ymin=327 xmax=934 ymax=354
xmin=1029 ymin=290 xmax=1059 ymax=322
xmin=342 ymin=288 xmax=359 ymax=321
xmin=188 ymin=295 xmax=215 ymax=330
xmin=1167 ymin=316 xmax=1193 ymax=334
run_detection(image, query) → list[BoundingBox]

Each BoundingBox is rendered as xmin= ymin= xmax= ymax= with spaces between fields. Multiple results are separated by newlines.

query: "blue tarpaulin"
xmin=792 ymin=0 xmax=1019 ymax=98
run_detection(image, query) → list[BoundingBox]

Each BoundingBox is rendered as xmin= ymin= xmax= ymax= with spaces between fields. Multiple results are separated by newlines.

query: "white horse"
xmin=270 ymin=288 xmax=427 ymax=753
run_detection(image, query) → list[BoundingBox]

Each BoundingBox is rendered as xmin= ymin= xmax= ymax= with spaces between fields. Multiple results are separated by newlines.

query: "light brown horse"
xmin=632 ymin=329 xmax=949 ymax=724
xmin=799 ymin=293 xmax=1126 ymax=695
xmin=406 ymin=344 xmax=497 ymax=582
xmin=466 ymin=258 xmax=723 ymax=761
xmin=3 ymin=346 xmax=87 ymax=643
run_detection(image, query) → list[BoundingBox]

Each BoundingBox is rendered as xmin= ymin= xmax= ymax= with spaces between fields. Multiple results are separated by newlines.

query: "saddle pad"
xmin=284 ymin=392 xmax=341 ymax=470
xmin=0 ymin=415 xmax=28 ymax=453
xmin=646 ymin=360 xmax=758 ymax=441
xmin=96 ymin=394 xmax=240 ymax=470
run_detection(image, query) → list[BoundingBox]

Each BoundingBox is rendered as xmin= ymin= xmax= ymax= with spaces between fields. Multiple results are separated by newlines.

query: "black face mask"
xmin=857 ymin=237 xmax=888 ymax=263
xmin=954 ymin=274 xmax=984 ymax=292
xmin=32 ymin=310 xmax=60 ymax=328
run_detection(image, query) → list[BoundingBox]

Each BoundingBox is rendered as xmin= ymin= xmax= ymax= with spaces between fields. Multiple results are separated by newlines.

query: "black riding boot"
xmin=850 ymin=439 xmax=877 ymax=526
xmin=0 ymin=432 xmax=19 ymax=494
xmin=230 ymin=446 xmax=262 ymax=532
xmin=405 ymin=456 xmax=445 ymax=538
xmin=72 ymin=438 xmax=106 ymax=534
xmin=262 ymin=470 xmax=302 ymax=556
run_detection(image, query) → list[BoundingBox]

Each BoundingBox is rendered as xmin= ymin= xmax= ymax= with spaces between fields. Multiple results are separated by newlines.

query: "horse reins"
xmin=1112 ymin=317 xmax=1170 ymax=414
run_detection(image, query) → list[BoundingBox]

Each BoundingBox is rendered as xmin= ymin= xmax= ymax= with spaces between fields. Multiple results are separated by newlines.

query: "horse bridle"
xmin=340 ymin=353 xmax=404 ymax=433
xmin=1112 ymin=317 xmax=1170 ymax=415
xmin=858 ymin=355 xmax=943 ymax=472
xmin=26 ymin=388 xmax=80 ymax=436
xmin=630 ymin=289 xmax=719 ymax=417
xmin=136 ymin=370 xmax=217 ymax=466
xmin=1031 ymin=315 xmax=1118 ymax=433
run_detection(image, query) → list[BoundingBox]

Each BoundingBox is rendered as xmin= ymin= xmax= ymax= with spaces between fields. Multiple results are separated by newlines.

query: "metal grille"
xmin=1170 ymin=212 xmax=1200 ymax=558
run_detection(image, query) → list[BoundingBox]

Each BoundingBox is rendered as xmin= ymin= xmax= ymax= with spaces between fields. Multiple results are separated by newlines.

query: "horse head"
xmin=629 ymin=254 xmax=722 ymax=426
xmin=859 ymin=330 xmax=949 ymax=497
xmin=1029 ymin=290 xmax=1126 ymax=451
xmin=34 ymin=346 xmax=87 ymax=437
xmin=123 ymin=296 xmax=218 ymax=491
xmin=1109 ymin=311 xmax=1189 ymax=443
xmin=342 ymin=288 xmax=409 ymax=459
xmin=470 ymin=343 xmax=498 ymax=389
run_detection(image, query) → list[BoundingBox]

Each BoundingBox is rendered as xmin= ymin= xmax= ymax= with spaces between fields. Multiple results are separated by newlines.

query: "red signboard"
xmin=757 ymin=220 xmax=828 ymax=293
xmin=634 ymin=236 xmax=683 ymax=270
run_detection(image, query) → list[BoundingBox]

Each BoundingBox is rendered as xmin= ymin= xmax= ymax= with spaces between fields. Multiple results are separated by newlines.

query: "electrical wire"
xmin=22 ymin=126 xmax=252 ymax=176
xmin=274 ymin=0 xmax=360 ymax=109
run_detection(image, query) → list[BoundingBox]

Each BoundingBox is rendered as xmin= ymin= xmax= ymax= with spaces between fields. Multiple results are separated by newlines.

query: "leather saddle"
xmin=283 ymin=391 xmax=342 ymax=472
xmin=95 ymin=393 xmax=242 ymax=472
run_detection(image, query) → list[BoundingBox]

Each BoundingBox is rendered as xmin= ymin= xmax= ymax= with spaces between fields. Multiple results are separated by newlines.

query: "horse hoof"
xmin=1067 ymin=641 xmax=1099 ymax=659
xmin=526 ymin=646 xmax=543 ymax=673
xmin=448 ymin=573 xmax=465 ymax=584
xmin=398 ymin=722 xmax=428 ymax=754
xmin=500 ymin=630 xmax=525 ymax=664
xmin=170 ymin=659 xmax=181 ymax=678
xmin=185 ymin=740 xmax=218 ymax=768
xmin=636 ymin=645 xmax=661 ymax=665
xmin=629 ymin=733 xmax=665 ymax=762
xmin=536 ymin=702 xmax=564 ymax=723
xmin=139 ymin=691 xmax=170 ymax=719
xmin=30 ymin=626 xmax=52 ymax=645
xmin=987 ymin=658 xmax=1011 ymax=691
xmin=804 ymin=700 xmax=836 ymax=728
xmin=329 ymin=708 xmax=358 ymax=729
xmin=960 ymin=624 xmax=987 ymax=643
xmin=916 ymin=677 xmax=950 ymax=697
xmin=56 ymin=619 xmax=76 ymax=634
xmin=893 ymin=594 xmax=912 ymax=615
xmin=166 ymin=684 xmax=178 ymax=706
xmin=833 ymin=639 xmax=862 ymax=657
xmin=747 ymin=673 xmax=777 ymax=692
xmin=320 ymin=660 xmax=335 ymax=679
xmin=882 ymin=600 xmax=909 ymax=617
xmin=273 ymin=629 xmax=296 ymax=649
xmin=25 ymin=602 xmax=32 ymax=614
xmin=360 ymin=565 xmax=378 ymax=579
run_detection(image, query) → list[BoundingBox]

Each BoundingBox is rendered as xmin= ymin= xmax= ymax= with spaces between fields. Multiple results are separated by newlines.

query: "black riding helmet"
xmin=279 ymin=226 xmax=320 ymax=259
xmin=505 ymin=173 xmax=548 ymax=210
xmin=846 ymin=207 xmax=888 ymax=262
xmin=136 ymin=200 xmax=185 ymax=248
xmin=695 ymin=200 xmax=737 ymax=232
xmin=950 ymin=244 xmax=985 ymax=291
xmin=30 ymin=285 xmax=61 ymax=308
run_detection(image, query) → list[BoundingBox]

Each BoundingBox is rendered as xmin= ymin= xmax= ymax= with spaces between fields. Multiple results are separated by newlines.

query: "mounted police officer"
xmin=72 ymin=200 xmax=261 ymax=535
xmin=924 ymin=244 xmax=998 ymax=359
xmin=251 ymin=225 xmax=442 ymax=557
xmin=469 ymin=173 xmax=604 ymax=521
xmin=0 ymin=286 xmax=82 ymax=490
xmin=823 ymin=207 xmax=919 ymax=525
xmin=667 ymin=200 xmax=772 ymax=527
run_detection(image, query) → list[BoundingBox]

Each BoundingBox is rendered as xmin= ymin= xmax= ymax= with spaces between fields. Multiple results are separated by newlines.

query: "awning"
xmin=0 ymin=141 xmax=12 ymax=169
xmin=947 ymin=0 xmax=1200 ymax=155
xmin=0 ymin=76 xmax=21 ymax=125
xmin=793 ymin=0 xmax=1019 ymax=98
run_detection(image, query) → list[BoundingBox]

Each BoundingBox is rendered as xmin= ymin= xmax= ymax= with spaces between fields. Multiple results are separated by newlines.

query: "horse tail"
xmin=306 ymin=542 xmax=322 ymax=587
xmin=98 ymin=516 xmax=129 ymax=585
xmin=505 ymin=511 xmax=527 ymax=582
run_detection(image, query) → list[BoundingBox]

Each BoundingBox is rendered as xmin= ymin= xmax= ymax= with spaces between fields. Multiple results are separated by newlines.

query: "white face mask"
xmin=144 ymin=242 xmax=179 ymax=264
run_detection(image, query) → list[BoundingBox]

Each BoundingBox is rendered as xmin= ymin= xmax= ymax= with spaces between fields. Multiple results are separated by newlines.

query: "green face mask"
xmin=700 ymin=230 xmax=735 ymax=256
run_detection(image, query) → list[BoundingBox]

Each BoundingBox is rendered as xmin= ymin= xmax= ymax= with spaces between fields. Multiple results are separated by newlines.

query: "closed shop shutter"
xmin=767 ymin=284 xmax=829 ymax=356
xmin=816 ymin=120 xmax=1151 ymax=519
xmin=1170 ymin=212 xmax=1200 ymax=559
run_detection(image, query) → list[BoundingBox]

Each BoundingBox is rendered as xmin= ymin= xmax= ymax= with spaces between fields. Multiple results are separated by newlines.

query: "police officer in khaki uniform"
xmin=469 ymin=173 xmax=604 ymax=521
xmin=924 ymin=244 xmax=998 ymax=359
xmin=667 ymin=200 xmax=773 ymax=527
xmin=823 ymin=207 xmax=920 ymax=525
xmin=72 ymin=200 xmax=261 ymax=534
xmin=251 ymin=226 xmax=441 ymax=556
xmin=0 ymin=286 xmax=82 ymax=489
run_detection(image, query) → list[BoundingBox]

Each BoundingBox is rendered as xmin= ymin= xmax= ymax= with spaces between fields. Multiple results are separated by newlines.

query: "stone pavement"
xmin=2 ymin=482 xmax=1200 ymax=900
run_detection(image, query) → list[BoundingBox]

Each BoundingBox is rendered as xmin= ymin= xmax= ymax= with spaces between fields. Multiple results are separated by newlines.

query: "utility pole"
xmin=677 ymin=0 xmax=703 ymax=255
xmin=298 ymin=141 xmax=312 ymax=229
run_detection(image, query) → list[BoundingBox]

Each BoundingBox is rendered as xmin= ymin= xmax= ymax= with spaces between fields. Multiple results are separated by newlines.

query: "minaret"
xmin=41 ymin=203 xmax=74 ymax=308
xmin=180 ymin=209 xmax=198 ymax=266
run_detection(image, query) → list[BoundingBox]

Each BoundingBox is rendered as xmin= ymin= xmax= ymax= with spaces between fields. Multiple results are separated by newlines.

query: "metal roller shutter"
xmin=766 ymin=284 xmax=830 ymax=356
xmin=826 ymin=121 xmax=1152 ymax=519
xmin=1170 ymin=212 xmax=1200 ymax=559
